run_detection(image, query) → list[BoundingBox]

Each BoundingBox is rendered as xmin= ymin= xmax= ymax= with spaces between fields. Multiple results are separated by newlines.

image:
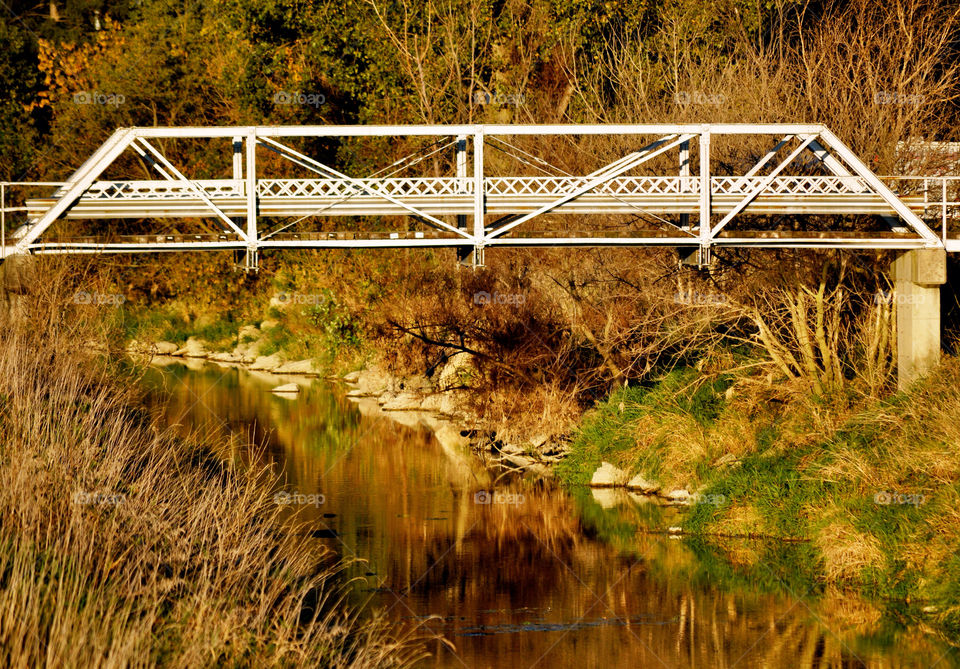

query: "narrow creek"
xmin=141 ymin=359 xmax=955 ymax=668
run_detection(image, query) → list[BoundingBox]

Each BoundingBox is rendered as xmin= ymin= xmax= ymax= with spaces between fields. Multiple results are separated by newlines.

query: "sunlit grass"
xmin=0 ymin=277 xmax=428 ymax=668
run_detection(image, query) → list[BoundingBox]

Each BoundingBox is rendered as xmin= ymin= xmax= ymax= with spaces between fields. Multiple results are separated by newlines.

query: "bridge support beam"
xmin=893 ymin=248 xmax=946 ymax=389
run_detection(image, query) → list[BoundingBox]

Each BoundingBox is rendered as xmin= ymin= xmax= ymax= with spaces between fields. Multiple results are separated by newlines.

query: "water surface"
xmin=142 ymin=360 xmax=957 ymax=668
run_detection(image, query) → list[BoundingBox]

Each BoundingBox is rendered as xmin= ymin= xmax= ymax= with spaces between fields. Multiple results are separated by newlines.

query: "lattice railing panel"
xmin=85 ymin=180 xmax=244 ymax=199
xmin=712 ymin=176 xmax=870 ymax=195
xmin=258 ymin=178 xmax=473 ymax=199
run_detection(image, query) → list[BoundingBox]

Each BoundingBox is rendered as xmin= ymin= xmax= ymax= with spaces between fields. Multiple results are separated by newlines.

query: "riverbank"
xmin=556 ymin=363 xmax=960 ymax=646
xmin=143 ymin=355 xmax=960 ymax=665
xmin=125 ymin=316 xmax=570 ymax=477
xmin=0 ymin=301 xmax=427 ymax=666
xmin=119 ymin=289 xmax=960 ymax=648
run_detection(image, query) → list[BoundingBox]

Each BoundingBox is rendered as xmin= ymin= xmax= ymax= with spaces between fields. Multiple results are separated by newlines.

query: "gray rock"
xmin=392 ymin=374 xmax=433 ymax=393
xmin=238 ymin=324 xmax=260 ymax=339
xmin=502 ymin=453 xmax=537 ymax=469
xmin=499 ymin=442 xmax=525 ymax=456
xmin=380 ymin=392 xmax=423 ymax=411
xmin=342 ymin=370 xmax=361 ymax=383
xmin=250 ymin=354 xmax=283 ymax=371
xmin=271 ymin=383 xmax=300 ymax=394
xmin=208 ymin=351 xmax=241 ymax=363
xmin=275 ymin=359 xmax=318 ymax=375
xmin=260 ymin=319 xmax=280 ymax=330
xmin=174 ymin=337 xmax=208 ymax=358
xmin=665 ymin=489 xmax=692 ymax=503
xmin=232 ymin=336 xmax=263 ymax=363
xmin=529 ymin=434 xmax=550 ymax=450
xmin=437 ymin=352 xmax=478 ymax=390
xmin=154 ymin=341 xmax=179 ymax=355
xmin=349 ymin=366 xmax=393 ymax=397
xmin=590 ymin=461 xmax=629 ymax=488
xmin=626 ymin=475 xmax=661 ymax=494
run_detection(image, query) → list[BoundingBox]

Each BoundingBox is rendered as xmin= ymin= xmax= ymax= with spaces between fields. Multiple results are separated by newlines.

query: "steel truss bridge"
xmin=2 ymin=123 xmax=959 ymax=270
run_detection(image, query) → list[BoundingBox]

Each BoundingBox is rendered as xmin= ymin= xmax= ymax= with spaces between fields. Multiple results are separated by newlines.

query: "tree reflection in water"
xmin=143 ymin=361 xmax=957 ymax=668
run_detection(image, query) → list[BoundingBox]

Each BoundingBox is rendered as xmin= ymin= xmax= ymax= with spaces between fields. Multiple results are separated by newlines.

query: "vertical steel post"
xmin=456 ymin=135 xmax=468 ymax=229
xmin=679 ymin=140 xmax=690 ymax=230
xmin=472 ymin=129 xmax=485 ymax=267
xmin=698 ymin=126 xmax=711 ymax=264
xmin=245 ymin=130 xmax=258 ymax=271
xmin=455 ymin=134 xmax=471 ymax=266
xmin=232 ymin=136 xmax=243 ymax=182
xmin=943 ymin=178 xmax=949 ymax=242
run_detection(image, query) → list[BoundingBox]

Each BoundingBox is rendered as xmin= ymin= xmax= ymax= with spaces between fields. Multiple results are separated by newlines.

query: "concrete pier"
xmin=893 ymin=248 xmax=946 ymax=389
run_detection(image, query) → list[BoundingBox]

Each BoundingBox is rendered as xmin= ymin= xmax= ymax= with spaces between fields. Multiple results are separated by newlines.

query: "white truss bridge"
xmin=2 ymin=123 xmax=958 ymax=269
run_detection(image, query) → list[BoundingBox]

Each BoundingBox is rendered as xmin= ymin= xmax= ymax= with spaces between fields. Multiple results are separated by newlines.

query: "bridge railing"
xmin=1 ymin=182 xmax=68 ymax=259
xmin=3 ymin=175 xmax=960 ymax=257
xmin=881 ymin=176 xmax=960 ymax=241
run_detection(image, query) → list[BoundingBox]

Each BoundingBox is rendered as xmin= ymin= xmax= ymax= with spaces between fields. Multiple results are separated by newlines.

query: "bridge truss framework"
xmin=2 ymin=123 xmax=959 ymax=270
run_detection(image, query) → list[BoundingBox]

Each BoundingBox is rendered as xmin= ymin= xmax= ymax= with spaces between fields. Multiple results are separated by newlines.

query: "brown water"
xmin=143 ymin=360 xmax=957 ymax=668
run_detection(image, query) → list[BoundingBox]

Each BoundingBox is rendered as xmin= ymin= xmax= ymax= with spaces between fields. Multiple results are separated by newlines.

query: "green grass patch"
xmin=555 ymin=366 xmax=733 ymax=486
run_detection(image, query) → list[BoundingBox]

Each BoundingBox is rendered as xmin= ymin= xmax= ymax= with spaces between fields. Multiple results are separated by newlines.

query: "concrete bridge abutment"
xmin=893 ymin=248 xmax=946 ymax=390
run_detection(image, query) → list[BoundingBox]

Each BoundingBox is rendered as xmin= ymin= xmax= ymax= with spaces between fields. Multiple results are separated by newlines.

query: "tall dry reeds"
xmin=0 ymin=260 xmax=427 ymax=668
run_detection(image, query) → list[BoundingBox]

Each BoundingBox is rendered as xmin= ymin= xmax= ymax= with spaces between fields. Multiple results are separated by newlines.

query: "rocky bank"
xmin=127 ymin=321 xmax=570 ymax=479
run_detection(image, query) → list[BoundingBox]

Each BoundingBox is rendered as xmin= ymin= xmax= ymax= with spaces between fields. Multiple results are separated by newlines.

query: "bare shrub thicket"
xmin=578 ymin=0 xmax=960 ymax=170
xmin=366 ymin=0 xmax=957 ymax=406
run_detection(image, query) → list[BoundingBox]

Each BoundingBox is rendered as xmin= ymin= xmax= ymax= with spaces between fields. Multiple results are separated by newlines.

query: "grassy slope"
xmin=556 ymin=360 xmax=960 ymax=641
xmin=125 ymin=294 xmax=366 ymax=373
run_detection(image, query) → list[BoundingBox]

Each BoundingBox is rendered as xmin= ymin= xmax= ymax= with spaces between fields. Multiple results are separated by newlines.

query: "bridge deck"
xmin=24 ymin=229 xmax=944 ymax=255
xmin=24 ymin=177 xmax=931 ymax=220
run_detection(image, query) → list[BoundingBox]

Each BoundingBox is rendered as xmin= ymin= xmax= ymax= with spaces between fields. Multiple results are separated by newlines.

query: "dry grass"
xmin=0 ymin=266 xmax=428 ymax=668
xmin=469 ymin=381 xmax=583 ymax=447
xmin=815 ymin=521 xmax=885 ymax=583
xmin=816 ymin=587 xmax=883 ymax=636
xmin=715 ymin=504 xmax=766 ymax=539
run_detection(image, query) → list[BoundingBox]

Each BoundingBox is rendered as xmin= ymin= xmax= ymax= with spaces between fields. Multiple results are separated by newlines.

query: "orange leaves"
xmin=31 ymin=19 xmax=126 ymax=112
